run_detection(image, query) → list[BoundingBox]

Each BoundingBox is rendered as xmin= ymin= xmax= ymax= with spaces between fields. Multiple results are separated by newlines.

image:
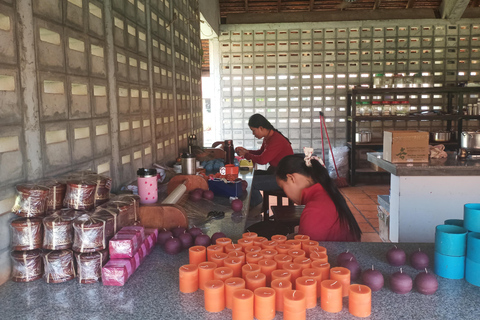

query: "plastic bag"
xmin=327 ymin=146 xmax=349 ymax=179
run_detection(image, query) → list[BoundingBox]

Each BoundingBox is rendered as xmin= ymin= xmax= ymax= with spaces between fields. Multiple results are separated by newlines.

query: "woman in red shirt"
xmin=275 ymin=154 xmax=361 ymax=242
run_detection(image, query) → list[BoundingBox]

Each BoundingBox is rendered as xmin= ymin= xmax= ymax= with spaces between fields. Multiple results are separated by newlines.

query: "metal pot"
xmin=355 ymin=131 xmax=372 ymax=143
xmin=430 ymin=131 xmax=451 ymax=142
xmin=461 ymin=131 xmax=480 ymax=150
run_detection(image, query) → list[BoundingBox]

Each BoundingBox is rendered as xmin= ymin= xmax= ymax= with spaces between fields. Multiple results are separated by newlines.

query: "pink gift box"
xmin=133 ymin=251 xmax=141 ymax=270
xmin=146 ymin=235 xmax=155 ymax=255
xmin=145 ymin=228 xmax=158 ymax=243
xmin=102 ymin=259 xmax=133 ymax=286
xmin=139 ymin=243 xmax=147 ymax=263
xmin=120 ymin=226 xmax=145 ymax=242
xmin=116 ymin=230 xmax=140 ymax=251
xmin=109 ymin=233 xmax=137 ymax=259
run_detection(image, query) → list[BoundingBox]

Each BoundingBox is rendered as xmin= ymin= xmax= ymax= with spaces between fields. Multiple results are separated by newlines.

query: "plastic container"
xmin=434 ymin=251 xmax=465 ymax=279
xmin=373 ymin=74 xmax=384 ymax=88
xmin=371 ymin=101 xmax=382 ymax=116
xmin=393 ymin=74 xmax=405 ymax=88
xmin=137 ymin=168 xmax=158 ymax=204
xmin=464 ymin=203 xmax=480 ymax=232
xmin=435 ymin=224 xmax=468 ymax=257
xmin=382 ymin=101 xmax=393 ymax=116
xmin=383 ymin=76 xmax=393 ymax=88
xmin=360 ymin=101 xmax=372 ymax=116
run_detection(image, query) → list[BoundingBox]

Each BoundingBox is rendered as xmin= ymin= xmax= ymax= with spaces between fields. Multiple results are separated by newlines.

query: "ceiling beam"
xmin=245 ymin=0 xmax=248 ymax=12
xmin=309 ymin=0 xmax=314 ymax=11
xmin=439 ymin=0 xmax=470 ymax=20
xmin=373 ymin=0 xmax=382 ymax=10
xmin=278 ymin=0 xmax=282 ymax=13
xmin=406 ymin=0 xmax=415 ymax=9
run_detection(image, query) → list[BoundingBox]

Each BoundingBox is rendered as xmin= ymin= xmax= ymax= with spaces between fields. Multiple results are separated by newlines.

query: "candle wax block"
xmin=121 ymin=225 xmax=145 ymax=241
xmin=144 ymin=228 xmax=158 ymax=243
xmin=139 ymin=243 xmax=147 ymax=262
xmin=133 ymin=251 xmax=141 ymax=270
xmin=117 ymin=230 xmax=141 ymax=251
xmin=102 ymin=259 xmax=133 ymax=286
xmin=109 ymin=233 xmax=136 ymax=259
xmin=146 ymin=235 xmax=155 ymax=255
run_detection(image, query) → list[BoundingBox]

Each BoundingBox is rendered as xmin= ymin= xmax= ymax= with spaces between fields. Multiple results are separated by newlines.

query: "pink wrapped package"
xmin=102 ymin=259 xmax=133 ymax=286
xmin=146 ymin=235 xmax=155 ymax=255
xmin=128 ymin=255 xmax=137 ymax=270
xmin=117 ymin=230 xmax=141 ymax=250
xmin=133 ymin=251 xmax=141 ymax=270
xmin=143 ymin=237 xmax=151 ymax=255
xmin=109 ymin=233 xmax=138 ymax=259
xmin=144 ymin=228 xmax=158 ymax=243
xmin=140 ymin=243 xmax=148 ymax=262
xmin=120 ymin=226 xmax=145 ymax=242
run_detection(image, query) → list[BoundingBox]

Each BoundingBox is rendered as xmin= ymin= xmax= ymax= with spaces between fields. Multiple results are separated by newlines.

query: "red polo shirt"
xmin=245 ymin=130 xmax=293 ymax=167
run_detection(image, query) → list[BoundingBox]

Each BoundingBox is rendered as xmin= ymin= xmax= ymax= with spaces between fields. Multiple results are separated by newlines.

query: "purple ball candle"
xmin=415 ymin=269 xmax=438 ymax=295
xmin=341 ymin=258 xmax=361 ymax=281
xmin=362 ymin=266 xmax=384 ymax=292
xmin=390 ymin=268 xmax=413 ymax=294
xmin=386 ymin=246 xmax=406 ymax=266
xmin=410 ymin=249 xmax=429 ymax=270
xmin=337 ymin=250 xmax=356 ymax=266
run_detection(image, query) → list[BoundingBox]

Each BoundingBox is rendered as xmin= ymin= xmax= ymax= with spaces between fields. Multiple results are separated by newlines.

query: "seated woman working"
xmin=235 ymin=114 xmax=294 ymax=209
xmin=275 ymin=154 xmax=361 ymax=242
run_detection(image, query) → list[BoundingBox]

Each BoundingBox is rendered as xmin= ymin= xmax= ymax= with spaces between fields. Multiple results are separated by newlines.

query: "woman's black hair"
xmin=248 ymin=114 xmax=291 ymax=144
xmin=276 ymin=154 xmax=362 ymax=241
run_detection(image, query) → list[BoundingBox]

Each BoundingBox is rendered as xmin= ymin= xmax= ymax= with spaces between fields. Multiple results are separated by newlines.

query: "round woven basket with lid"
xmin=72 ymin=214 xmax=106 ymax=253
xmin=12 ymin=184 xmax=49 ymax=217
xmin=43 ymin=249 xmax=76 ymax=283
xmin=64 ymin=179 xmax=97 ymax=211
xmin=11 ymin=249 xmax=43 ymax=282
xmin=11 ymin=217 xmax=43 ymax=251
xmin=43 ymin=211 xmax=76 ymax=250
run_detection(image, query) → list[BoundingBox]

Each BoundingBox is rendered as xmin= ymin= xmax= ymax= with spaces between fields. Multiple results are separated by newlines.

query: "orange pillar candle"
xmin=242 ymin=263 xmax=261 ymax=278
xmin=237 ymin=238 xmax=254 ymax=251
xmin=258 ymin=259 xmax=277 ymax=285
xmin=296 ymin=276 xmax=317 ymax=309
xmin=225 ymin=243 xmax=243 ymax=254
xmin=228 ymin=251 xmax=246 ymax=265
xmin=189 ymin=246 xmax=207 ymax=265
xmin=283 ymin=263 xmax=303 ymax=288
xmin=224 ymin=257 xmax=243 ymax=277
xmin=320 ymin=279 xmax=343 ymax=313
xmin=246 ymin=252 xmax=264 ymax=264
xmin=232 ymin=289 xmax=254 ymax=320
xmin=288 ymin=249 xmax=306 ymax=259
xmin=301 ymin=240 xmax=319 ymax=256
xmin=302 ymin=268 xmax=323 ymax=298
xmin=214 ymin=266 xmax=234 ymax=281
xmin=254 ymin=287 xmax=276 ymax=320
xmin=349 ymin=284 xmax=372 ymax=318
xmin=210 ymin=252 xmax=228 ymax=267
xmin=310 ymin=245 xmax=327 ymax=255
xmin=216 ymin=237 xmax=232 ymax=250
xmin=294 ymin=234 xmax=310 ymax=241
xmin=271 ymin=234 xmax=287 ymax=244
xmin=244 ymin=245 xmax=262 ymax=254
xmin=242 ymin=231 xmax=258 ymax=240
xmin=204 ymin=279 xmax=225 ymax=312
xmin=273 ymin=254 xmax=293 ymax=269
xmin=312 ymin=261 xmax=330 ymax=281
xmin=330 ymin=267 xmax=351 ymax=297
xmin=310 ymin=251 xmax=329 ymax=263
xmin=207 ymin=245 xmax=224 ymax=261
xmin=179 ymin=264 xmax=199 ymax=293
xmin=260 ymin=249 xmax=278 ymax=260
xmin=271 ymin=279 xmax=292 ymax=312
xmin=253 ymin=236 xmax=268 ymax=247
xmin=294 ymin=257 xmax=312 ymax=270
xmin=261 ymin=240 xmax=278 ymax=250
xmin=283 ymin=290 xmax=307 ymax=320
xmin=285 ymin=239 xmax=302 ymax=250
xmin=276 ymin=244 xmax=293 ymax=254
xmin=272 ymin=269 xmax=292 ymax=283
xmin=198 ymin=261 xmax=217 ymax=290
xmin=245 ymin=272 xmax=267 ymax=291
xmin=225 ymin=277 xmax=246 ymax=309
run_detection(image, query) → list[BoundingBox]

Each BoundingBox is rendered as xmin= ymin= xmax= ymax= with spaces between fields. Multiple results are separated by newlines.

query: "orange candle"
xmin=242 ymin=231 xmax=258 ymax=239
xmin=349 ymin=284 xmax=372 ymax=317
xmin=245 ymin=272 xmax=266 ymax=291
xmin=228 ymin=251 xmax=246 ymax=265
xmin=214 ymin=266 xmax=234 ymax=281
xmin=271 ymin=269 xmax=292 ymax=283
xmin=210 ymin=252 xmax=228 ymax=267
xmin=254 ymin=287 xmax=276 ymax=320
xmin=295 ymin=276 xmax=317 ymax=309
xmin=310 ymin=251 xmax=328 ymax=263
xmin=225 ymin=277 xmax=246 ymax=309
xmin=207 ymin=245 xmax=224 ymax=261
xmin=271 ymin=234 xmax=287 ymax=244
xmin=179 ymin=264 xmax=199 ymax=293
xmin=312 ymin=261 xmax=330 ymax=281
xmin=310 ymin=245 xmax=327 ymax=255
xmin=257 ymin=259 xmax=277 ymax=285
xmin=189 ymin=246 xmax=207 ymax=265
xmin=270 ymin=279 xmax=292 ymax=312
xmin=287 ymin=249 xmax=306 ymax=259
xmin=283 ymin=263 xmax=302 ymax=288
xmin=273 ymin=254 xmax=293 ymax=269
xmin=232 ymin=289 xmax=254 ymax=320
xmin=293 ymin=257 xmax=312 ymax=270
xmin=246 ymin=252 xmax=264 ymax=264
xmin=320 ymin=279 xmax=343 ymax=313
xmin=225 ymin=243 xmax=243 ymax=254
xmin=261 ymin=240 xmax=278 ymax=250
xmin=330 ymin=267 xmax=351 ymax=297
xmin=294 ymin=234 xmax=310 ymax=241
xmin=302 ymin=268 xmax=322 ymax=298
xmin=260 ymin=249 xmax=278 ymax=259
xmin=244 ymin=245 xmax=262 ymax=254
xmin=215 ymin=237 xmax=232 ymax=250
xmin=204 ymin=279 xmax=225 ymax=312
xmin=283 ymin=290 xmax=306 ymax=320
xmin=285 ymin=239 xmax=302 ymax=250
xmin=301 ymin=240 xmax=319 ymax=256
xmin=237 ymin=238 xmax=254 ymax=251
xmin=242 ymin=263 xmax=261 ymax=278
xmin=276 ymin=244 xmax=292 ymax=254
xmin=224 ymin=257 xmax=243 ymax=277
xmin=198 ymin=261 xmax=217 ymax=290
xmin=253 ymin=236 xmax=268 ymax=247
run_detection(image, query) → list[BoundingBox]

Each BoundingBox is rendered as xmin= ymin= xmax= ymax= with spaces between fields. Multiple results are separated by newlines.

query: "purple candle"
xmin=390 ymin=268 xmax=413 ymax=294
xmin=341 ymin=257 xmax=361 ymax=281
xmin=337 ymin=250 xmax=356 ymax=266
xmin=386 ymin=245 xmax=406 ymax=267
xmin=410 ymin=248 xmax=429 ymax=270
xmin=362 ymin=265 xmax=384 ymax=292
xmin=415 ymin=269 xmax=438 ymax=295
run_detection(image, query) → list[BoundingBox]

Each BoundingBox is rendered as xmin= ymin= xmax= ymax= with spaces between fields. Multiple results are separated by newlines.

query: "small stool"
xmin=261 ymin=189 xmax=293 ymax=221
xmin=271 ymin=205 xmax=305 ymax=234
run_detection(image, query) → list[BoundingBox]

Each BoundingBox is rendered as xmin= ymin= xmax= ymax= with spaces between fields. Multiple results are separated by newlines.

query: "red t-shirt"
xmin=245 ymin=130 xmax=293 ymax=167
xmin=298 ymin=183 xmax=358 ymax=242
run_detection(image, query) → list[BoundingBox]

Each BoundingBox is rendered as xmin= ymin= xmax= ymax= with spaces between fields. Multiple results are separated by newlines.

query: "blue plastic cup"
xmin=434 ymin=251 xmax=465 ymax=280
xmin=464 ymin=203 xmax=480 ymax=233
xmin=465 ymin=258 xmax=480 ymax=287
xmin=435 ymin=225 xmax=468 ymax=257
xmin=467 ymin=232 xmax=480 ymax=264
xmin=444 ymin=219 xmax=464 ymax=227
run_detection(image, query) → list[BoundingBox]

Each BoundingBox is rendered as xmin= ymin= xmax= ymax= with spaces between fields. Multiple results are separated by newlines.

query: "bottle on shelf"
xmin=360 ymin=101 xmax=372 ymax=116
xmin=355 ymin=101 xmax=362 ymax=116
xmin=371 ymin=101 xmax=382 ymax=116
xmin=382 ymin=101 xmax=393 ymax=116
xmin=373 ymin=74 xmax=384 ymax=88
xmin=383 ymin=76 xmax=393 ymax=88
xmin=393 ymin=74 xmax=405 ymax=88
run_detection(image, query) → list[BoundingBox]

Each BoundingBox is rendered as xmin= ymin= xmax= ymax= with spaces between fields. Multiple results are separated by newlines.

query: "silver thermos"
xmin=181 ymin=153 xmax=196 ymax=175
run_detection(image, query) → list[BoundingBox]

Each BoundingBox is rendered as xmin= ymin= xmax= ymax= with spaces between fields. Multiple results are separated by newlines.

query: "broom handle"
xmin=320 ymin=112 xmax=340 ymax=178
xmin=320 ymin=112 xmax=325 ymax=163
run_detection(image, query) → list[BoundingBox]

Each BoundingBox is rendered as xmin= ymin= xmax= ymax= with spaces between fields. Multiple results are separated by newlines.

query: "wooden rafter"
xmin=406 ymin=0 xmax=416 ymax=8
xmin=245 ymin=0 xmax=248 ymax=12
xmin=310 ymin=0 xmax=315 ymax=11
xmin=278 ymin=0 xmax=282 ymax=12
xmin=373 ymin=0 xmax=382 ymax=9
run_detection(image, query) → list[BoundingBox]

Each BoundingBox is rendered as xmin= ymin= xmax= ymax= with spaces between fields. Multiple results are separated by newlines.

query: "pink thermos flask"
xmin=137 ymin=168 xmax=158 ymax=204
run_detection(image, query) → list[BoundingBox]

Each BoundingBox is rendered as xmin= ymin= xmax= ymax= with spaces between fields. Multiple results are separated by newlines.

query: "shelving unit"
xmin=347 ymin=86 xmax=480 ymax=185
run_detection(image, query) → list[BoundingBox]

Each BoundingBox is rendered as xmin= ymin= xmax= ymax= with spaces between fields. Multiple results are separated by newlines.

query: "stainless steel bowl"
xmin=355 ymin=131 xmax=372 ymax=143
xmin=430 ymin=131 xmax=451 ymax=142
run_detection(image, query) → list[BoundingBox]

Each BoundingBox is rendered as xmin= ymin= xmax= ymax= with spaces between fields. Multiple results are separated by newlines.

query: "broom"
xmin=319 ymin=111 xmax=349 ymax=188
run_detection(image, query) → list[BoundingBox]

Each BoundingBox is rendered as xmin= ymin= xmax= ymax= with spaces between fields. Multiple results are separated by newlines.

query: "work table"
xmin=0 ymin=242 xmax=479 ymax=319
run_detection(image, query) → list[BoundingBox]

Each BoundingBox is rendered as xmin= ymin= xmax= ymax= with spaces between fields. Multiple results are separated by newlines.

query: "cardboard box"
xmin=383 ymin=131 xmax=429 ymax=163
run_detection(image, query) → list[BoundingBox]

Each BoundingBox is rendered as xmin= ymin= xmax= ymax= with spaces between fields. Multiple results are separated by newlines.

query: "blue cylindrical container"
xmin=435 ymin=225 xmax=468 ymax=257
xmin=467 ymin=232 xmax=480 ymax=264
xmin=465 ymin=258 xmax=480 ymax=287
xmin=434 ymin=251 xmax=465 ymax=279
xmin=444 ymin=219 xmax=464 ymax=227
xmin=464 ymin=203 xmax=480 ymax=233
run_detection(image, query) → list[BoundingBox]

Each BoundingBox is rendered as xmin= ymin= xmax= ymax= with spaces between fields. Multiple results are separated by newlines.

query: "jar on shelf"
xmin=355 ymin=101 xmax=362 ymax=116
xmin=412 ymin=73 xmax=423 ymax=88
xmin=373 ymin=74 xmax=384 ymax=88
xmin=371 ymin=101 xmax=382 ymax=116
xmin=395 ymin=101 xmax=410 ymax=116
xmin=393 ymin=74 xmax=405 ymax=88
xmin=404 ymin=75 xmax=414 ymax=88
xmin=360 ymin=101 xmax=372 ymax=116
xmin=423 ymin=75 xmax=434 ymax=87
xmin=383 ymin=76 xmax=393 ymax=88
xmin=382 ymin=101 xmax=393 ymax=116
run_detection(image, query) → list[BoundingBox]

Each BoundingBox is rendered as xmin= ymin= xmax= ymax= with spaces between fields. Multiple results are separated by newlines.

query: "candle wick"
xmin=400 ymin=268 xmax=403 ymax=273
xmin=394 ymin=245 xmax=397 ymax=249
xmin=372 ymin=265 xmax=374 ymax=270
xmin=331 ymin=281 xmax=337 ymax=286
xmin=349 ymin=257 xmax=353 ymax=261
xmin=293 ymin=291 xmax=296 ymax=297
xmin=425 ymin=268 xmax=428 ymax=274
xmin=279 ymin=282 xmax=282 ymax=287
